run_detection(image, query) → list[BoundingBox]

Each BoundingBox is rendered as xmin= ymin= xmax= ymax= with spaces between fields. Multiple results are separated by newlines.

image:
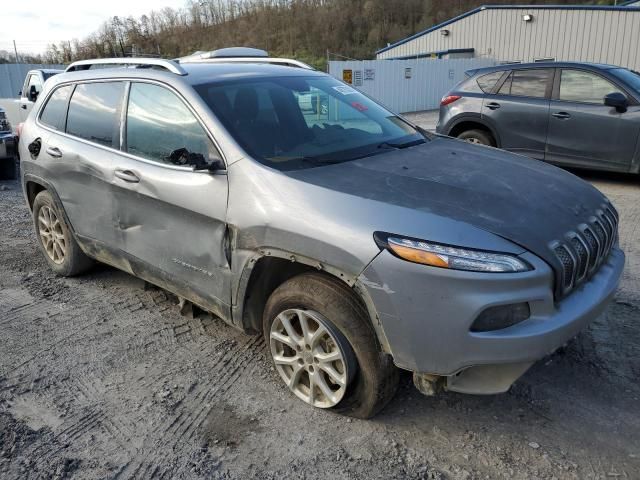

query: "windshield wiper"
xmin=377 ymin=138 xmax=426 ymax=150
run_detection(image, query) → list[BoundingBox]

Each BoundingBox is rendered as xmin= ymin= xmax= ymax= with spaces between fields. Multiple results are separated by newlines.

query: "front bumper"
xmin=358 ymin=247 xmax=625 ymax=378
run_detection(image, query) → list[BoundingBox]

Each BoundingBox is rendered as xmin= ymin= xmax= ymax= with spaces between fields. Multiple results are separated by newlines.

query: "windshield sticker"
xmin=350 ymin=101 xmax=368 ymax=112
xmin=332 ymin=85 xmax=358 ymax=95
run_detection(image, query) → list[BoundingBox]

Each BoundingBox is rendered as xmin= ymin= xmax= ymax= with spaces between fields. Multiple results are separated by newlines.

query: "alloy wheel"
xmin=38 ymin=205 xmax=66 ymax=264
xmin=270 ymin=308 xmax=353 ymax=408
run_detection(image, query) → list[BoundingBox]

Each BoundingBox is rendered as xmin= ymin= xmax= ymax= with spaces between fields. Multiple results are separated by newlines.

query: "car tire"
xmin=32 ymin=190 xmax=93 ymax=276
xmin=457 ymin=129 xmax=495 ymax=146
xmin=263 ymin=272 xmax=399 ymax=418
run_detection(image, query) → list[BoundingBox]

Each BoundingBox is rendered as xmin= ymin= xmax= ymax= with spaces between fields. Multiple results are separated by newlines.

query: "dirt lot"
xmin=1 ymin=170 xmax=639 ymax=480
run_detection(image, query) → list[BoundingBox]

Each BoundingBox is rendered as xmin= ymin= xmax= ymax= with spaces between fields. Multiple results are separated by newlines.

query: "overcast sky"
xmin=0 ymin=0 xmax=186 ymax=55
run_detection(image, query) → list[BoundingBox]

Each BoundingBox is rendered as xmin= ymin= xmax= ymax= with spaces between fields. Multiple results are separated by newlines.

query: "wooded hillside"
xmin=27 ymin=0 xmax=619 ymax=68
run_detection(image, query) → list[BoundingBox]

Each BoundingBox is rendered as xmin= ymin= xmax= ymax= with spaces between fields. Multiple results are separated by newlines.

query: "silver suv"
xmin=19 ymin=50 xmax=625 ymax=418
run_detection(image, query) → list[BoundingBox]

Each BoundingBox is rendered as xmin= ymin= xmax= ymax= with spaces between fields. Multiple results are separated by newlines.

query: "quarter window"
xmin=39 ymin=85 xmax=72 ymax=131
xmin=476 ymin=71 xmax=504 ymax=93
xmin=498 ymin=69 xmax=551 ymax=98
xmin=66 ymin=82 xmax=125 ymax=148
xmin=126 ymin=82 xmax=219 ymax=167
xmin=559 ymin=70 xmax=623 ymax=104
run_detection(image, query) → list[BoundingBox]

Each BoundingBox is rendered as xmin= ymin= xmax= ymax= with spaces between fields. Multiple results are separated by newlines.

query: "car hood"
xmin=286 ymin=137 xmax=613 ymax=272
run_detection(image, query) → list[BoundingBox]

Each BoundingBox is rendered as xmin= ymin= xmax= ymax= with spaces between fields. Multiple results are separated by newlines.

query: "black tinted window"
xmin=39 ymin=85 xmax=72 ymax=130
xmin=559 ymin=70 xmax=623 ymax=103
xmin=66 ymin=82 xmax=124 ymax=148
xmin=498 ymin=72 xmax=512 ymax=95
xmin=476 ymin=71 xmax=504 ymax=93
xmin=499 ymin=69 xmax=550 ymax=98
xmin=126 ymin=82 xmax=218 ymax=167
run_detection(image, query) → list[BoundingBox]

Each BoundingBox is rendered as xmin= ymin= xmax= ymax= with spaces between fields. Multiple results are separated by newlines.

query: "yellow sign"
xmin=343 ymin=69 xmax=353 ymax=84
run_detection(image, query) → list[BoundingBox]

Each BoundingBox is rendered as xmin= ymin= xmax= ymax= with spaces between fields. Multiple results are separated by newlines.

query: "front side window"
xmin=499 ymin=69 xmax=551 ymax=98
xmin=194 ymin=75 xmax=425 ymax=171
xmin=39 ymin=85 xmax=73 ymax=131
xmin=126 ymin=82 xmax=219 ymax=168
xmin=66 ymin=82 xmax=125 ymax=148
xmin=24 ymin=74 xmax=43 ymax=100
xmin=476 ymin=71 xmax=504 ymax=93
xmin=559 ymin=70 xmax=623 ymax=104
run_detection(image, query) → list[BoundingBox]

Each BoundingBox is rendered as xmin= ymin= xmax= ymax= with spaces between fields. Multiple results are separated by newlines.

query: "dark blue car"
xmin=437 ymin=62 xmax=640 ymax=173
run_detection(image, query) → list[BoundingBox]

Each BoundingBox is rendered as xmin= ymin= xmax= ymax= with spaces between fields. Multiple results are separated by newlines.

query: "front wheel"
xmin=263 ymin=272 xmax=399 ymax=418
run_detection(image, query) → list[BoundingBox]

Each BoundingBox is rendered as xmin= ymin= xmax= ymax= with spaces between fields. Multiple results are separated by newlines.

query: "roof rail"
xmin=65 ymin=58 xmax=187 ymax=76
xmin=177 ymin=55 xmax=314 ymax=70
xmin=175 ymin=47 xmax=313 ymax=69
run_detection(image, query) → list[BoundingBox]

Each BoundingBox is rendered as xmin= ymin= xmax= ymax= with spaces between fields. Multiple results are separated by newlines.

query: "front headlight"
xmin=376 ymin=233 xmax=531 ymax=273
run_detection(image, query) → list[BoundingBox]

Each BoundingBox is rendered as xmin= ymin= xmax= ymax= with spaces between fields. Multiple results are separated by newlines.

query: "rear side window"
xmin=559 ymin=69 xmax=623 ymax=104
xmin=126 ymin=82 xmax=219 ymax=167
xmin=66 ymin=82 xmax=125 ymax=148
xmin=498 ymin=69 xmax=551 ymax=98
xmin=39 ymin=85 xmax=72 ymax=131
xmin=476 ymin=71 xmax=504 ymax=93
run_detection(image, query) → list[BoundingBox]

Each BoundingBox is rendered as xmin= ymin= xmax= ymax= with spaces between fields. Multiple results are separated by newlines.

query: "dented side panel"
xmin=109 ymin=152 xmax=231 ymax=312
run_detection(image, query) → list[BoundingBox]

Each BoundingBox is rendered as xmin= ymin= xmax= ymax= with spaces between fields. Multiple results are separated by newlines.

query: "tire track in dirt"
xmin=114 ymin=335 xmax=265 ymax=480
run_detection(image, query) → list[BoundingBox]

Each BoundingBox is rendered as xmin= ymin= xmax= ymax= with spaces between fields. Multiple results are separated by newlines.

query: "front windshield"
xmin=194 ymin=75 xmax=426 ymax=170
xmin=610 ymin=68 xmax=640 ymax=93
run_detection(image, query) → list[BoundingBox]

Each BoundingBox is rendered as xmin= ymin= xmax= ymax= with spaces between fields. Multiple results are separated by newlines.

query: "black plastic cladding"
xmin=552 ymin=205 xmax=618 ymax=300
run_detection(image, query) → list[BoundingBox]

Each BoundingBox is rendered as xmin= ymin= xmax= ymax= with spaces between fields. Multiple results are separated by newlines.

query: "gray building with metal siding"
xmin=376 ymin=5 xmax=640 ymax=71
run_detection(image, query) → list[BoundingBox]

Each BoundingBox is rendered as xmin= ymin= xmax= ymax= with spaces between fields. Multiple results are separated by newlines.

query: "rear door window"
xmin=66 ymin=82 xmax=125 ymax=148
xmin=476 ymin=71 xmax=504 ymax=93
xmin=39 ymin=85 xmax=73 ymax=131
xmin=559 ymin=69 xmax=623 ymax=104
xmin=125 ymin=82 xmax=219 ymax=167
xmin=498 ymin=69 xmax=551 ymax=98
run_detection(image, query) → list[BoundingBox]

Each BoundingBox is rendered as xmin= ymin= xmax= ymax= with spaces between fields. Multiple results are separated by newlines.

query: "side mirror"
xmin=168 ymin=148 xmax=225 ymax=172
xmin=28 ymin=85 xmax=39 ymax=102
xmin=604 ymin=92 xmax=628 ymax=113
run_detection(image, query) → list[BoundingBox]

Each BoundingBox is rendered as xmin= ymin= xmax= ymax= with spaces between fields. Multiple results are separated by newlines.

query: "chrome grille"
xmin=551 ymin=205 xmax=619 ymax=298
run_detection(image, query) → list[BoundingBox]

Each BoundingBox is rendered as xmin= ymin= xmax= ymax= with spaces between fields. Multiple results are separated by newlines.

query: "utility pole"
xmin=13 ymin=40 xmax=19 ymax=63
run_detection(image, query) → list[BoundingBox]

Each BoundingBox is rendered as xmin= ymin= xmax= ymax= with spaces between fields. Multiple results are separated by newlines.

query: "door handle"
xmin=486 ymin=102 xmax=501 ymax=110
xmin=114 ymin=169 xmax=140 ymax=183
xmin=20 ymin=104 xmax=27 ymax=110
xmin=552 ymin=112 xmax=571 ymax=119
xmin=45 ymin=146 xmax=62 ymax=158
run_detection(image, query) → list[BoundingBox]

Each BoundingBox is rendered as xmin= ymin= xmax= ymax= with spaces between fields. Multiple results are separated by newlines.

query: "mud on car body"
xmin=19 ymin=49 xmax=625 ymax=418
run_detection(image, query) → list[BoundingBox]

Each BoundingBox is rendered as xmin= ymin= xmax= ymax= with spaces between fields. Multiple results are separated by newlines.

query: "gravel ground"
xmin=0 ymin=167 xmax=639 ymax=479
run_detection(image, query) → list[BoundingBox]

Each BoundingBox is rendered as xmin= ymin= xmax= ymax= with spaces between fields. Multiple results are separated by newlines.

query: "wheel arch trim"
xmin=232 ymin=248 xmax=392 ymax=354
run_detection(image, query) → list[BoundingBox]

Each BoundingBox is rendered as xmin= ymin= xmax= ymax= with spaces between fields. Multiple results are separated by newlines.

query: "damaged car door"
xmin=111 ymin=81 xmax=230 ymax=318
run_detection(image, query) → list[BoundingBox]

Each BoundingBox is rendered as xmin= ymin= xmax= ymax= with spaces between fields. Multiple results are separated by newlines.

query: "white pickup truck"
xmin=0 ymin=68 xmax=63 ymax=134
xmin=0 ymin=69 xmax=62 ymax=179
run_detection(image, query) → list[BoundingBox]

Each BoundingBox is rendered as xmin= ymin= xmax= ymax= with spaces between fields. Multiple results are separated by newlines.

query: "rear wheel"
xmin=457 ymin=129 xmax=495 ymax=146
xmin=32 ymin=190 xmax=93 ymax=276
xmin=263 ymin=272 xmax=399 ymax=418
